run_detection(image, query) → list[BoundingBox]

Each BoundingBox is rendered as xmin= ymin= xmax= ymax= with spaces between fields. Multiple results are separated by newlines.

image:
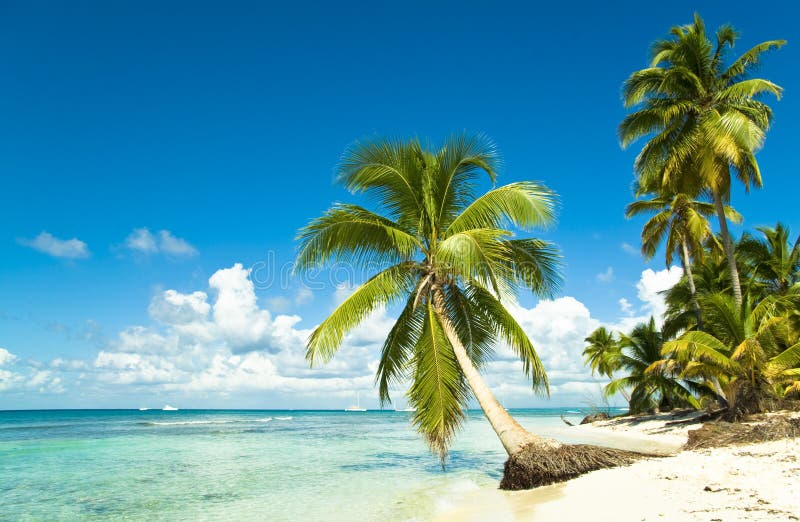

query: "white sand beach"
xmin=436 ymin=412 xmax=800 ymax=521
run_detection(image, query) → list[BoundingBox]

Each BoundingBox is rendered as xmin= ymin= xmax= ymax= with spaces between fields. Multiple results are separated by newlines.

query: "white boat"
xmin=344 ymin=392 xmax=367 ymax=412
xmin=162 ymin=405 xmax=179 ymax=411
xmin=394 ymin=403 xmax=416 ymax=412
xmin=138 ymin=407 xmax=149 ymax=411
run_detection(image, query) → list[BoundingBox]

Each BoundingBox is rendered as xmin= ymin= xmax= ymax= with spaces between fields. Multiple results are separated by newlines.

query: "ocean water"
xmin=0 ymin=408 xmax=616 ymax=521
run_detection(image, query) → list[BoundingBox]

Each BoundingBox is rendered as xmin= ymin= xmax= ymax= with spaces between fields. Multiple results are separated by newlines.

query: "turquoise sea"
xmin=0 ymin=408 xmax=619 ymax=521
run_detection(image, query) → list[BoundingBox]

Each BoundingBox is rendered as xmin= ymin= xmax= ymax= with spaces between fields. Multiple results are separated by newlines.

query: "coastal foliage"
xmin=297 ymin=133 xmax=562 ymax=462
xmin=603 ymin=14 xmax=798 ymax=420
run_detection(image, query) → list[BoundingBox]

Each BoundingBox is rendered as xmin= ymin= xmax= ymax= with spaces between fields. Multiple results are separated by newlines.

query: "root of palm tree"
xmin=685 ymin=414 xmax=800 ymax=449
xmin=499 ymin=443 xmax=644 ymax=490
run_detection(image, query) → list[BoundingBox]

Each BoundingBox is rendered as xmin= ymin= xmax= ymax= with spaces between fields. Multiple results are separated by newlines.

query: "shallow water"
xmin=0 ymin=408 xmax=615 ymax=521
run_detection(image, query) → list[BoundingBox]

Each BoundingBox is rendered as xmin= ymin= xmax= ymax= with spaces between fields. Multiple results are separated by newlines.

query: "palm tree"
xmin=296 ymin=133 xmax=634 ymax=489
xmin=583 ymin=327 xmax=620 ymax=379
xmin=626 ymin=192 xmax=739 ymax=329
xmin=583 ymin=327 xmax=630 ymax=403
xmin=619 ymin=14 xmax=785 ymax=306
xmin=661 ymin=292 xmax=800 ymax=418
xmin=738 ymin=223 xmax=800 ymax=296
xmin=605 ymin=318 xmax=699 ymax=414
xmin=662 ymin=255 xmax=731 ymax=338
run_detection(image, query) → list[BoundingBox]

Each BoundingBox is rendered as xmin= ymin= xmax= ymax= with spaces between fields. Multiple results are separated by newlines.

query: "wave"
xmin=139 ymin=420 xmax=237 ymax=426
xmin=139 ymin=417 xmax=280 ymax=427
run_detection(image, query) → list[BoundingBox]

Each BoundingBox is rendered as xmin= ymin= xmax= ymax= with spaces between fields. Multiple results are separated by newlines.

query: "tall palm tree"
xmin=626 ymin=192 xmax=739 ymax=329
xmin=738 ymin=223 xmax=800 ymax=296
xmin=296 ymin=134 xmax=634 ymax=489
xmin=661 ymin=292 xmax=800 ymax=418
xmin=619 ymin=14 xmax=785 ymax=306
xmin=605 ymin=318 xmax=699 ymax=414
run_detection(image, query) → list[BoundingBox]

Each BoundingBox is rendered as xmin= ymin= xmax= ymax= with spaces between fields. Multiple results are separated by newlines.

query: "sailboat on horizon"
xmin=344 ymin=392 xmax=367 ymax=412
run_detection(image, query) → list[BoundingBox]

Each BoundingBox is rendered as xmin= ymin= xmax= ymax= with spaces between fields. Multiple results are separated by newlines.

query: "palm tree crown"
xmin=296 ymin=133 xmax=562 ymax=462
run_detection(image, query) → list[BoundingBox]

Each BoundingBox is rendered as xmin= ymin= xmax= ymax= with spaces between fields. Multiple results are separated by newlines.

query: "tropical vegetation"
xmin=593 ymin=14 xmax=799 ymax=421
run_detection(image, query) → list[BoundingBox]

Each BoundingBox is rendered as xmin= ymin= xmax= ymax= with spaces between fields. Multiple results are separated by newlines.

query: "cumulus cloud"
xmin=0 ymin=348 xmax=64 ymax=393
xmin=124 ymin=228 xmax=198 ymax=257
xmin=0 ymin=347 xmax=16 ymax=366
xmin=6 ymin=263 xmax=686 ymax=407
xmin=636 ymin=266 xmax=683 ymax=320
xmin=19 ymin=232 xmax=90 ymax=259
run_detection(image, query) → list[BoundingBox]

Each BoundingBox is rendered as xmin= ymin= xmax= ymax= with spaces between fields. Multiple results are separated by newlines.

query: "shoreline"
xmin=436 ymin=411 xmax=800 ymax=521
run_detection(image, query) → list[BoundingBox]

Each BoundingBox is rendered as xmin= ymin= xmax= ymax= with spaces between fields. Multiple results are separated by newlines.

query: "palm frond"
xmin=306 ymin=262 xmax=418 ymax=365
xmin=408 ymin=301 xmax=469 ymax=465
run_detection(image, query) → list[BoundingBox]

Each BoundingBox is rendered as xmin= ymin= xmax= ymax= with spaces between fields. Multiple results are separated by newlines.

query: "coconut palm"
xmin=583 ymin=327 xmax=621 ymax=379
xmin=619 ymin=13 xmax=785 ymax=306
xmin=662 ymin=255 xmax=732 ymax=338
xmin=738 ymin=223 xmax=800 ymax=296
xmin=297 ymin=134 xmax=635 ymax=489
xmin=583 ymin=327 xmax=630 ymax=403
xmin=605 ymin=318 xmax=699 ymax=414
xmin=660 ymin=292 xmax=800 ymax=418
xmin=626 ymin=192 xmax=739 ymax=329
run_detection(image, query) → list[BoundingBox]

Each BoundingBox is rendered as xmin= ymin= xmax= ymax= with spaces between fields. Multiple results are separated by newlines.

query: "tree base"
xmin=499 ymin=443 xmax=643 ymax=490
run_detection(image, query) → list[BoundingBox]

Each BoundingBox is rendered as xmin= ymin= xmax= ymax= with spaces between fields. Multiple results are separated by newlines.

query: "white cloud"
xmin=0 ymin=349 xmax=64 ymax=393
xmin=621 ymin=242 xmax=639 ymax=256
xmin=636 ymin=266 xmax=683 ymax=321
xmin=295 ymin=287 xmax=314 ymax=306
xmin=125 ymin=228 xmax=158 ymax=254
xmin=149 ymin=290 xmax=210 ymax=325
xmin=124 ymin=228 xmax=198 ymax=257
xmin=158 ymin=230 xmax=198 ymax=257
xmin=20 ymin=232 xmax=90 ymax=259
xmin=0 ymin=348 xmax=16 ymax=366
xmin=10 ymin=263 xmax=685 ymax=408
xmin=596 ymin=266 xmax=614 ymax=283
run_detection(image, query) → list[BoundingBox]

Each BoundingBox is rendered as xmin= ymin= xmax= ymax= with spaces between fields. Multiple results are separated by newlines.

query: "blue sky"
xmin=1 ymin=1 xmax=798 ymax=409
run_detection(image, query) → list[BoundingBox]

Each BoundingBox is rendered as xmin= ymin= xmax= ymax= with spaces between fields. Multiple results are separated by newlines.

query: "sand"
xmin=435 ymin=412 xmax=800 ymax=521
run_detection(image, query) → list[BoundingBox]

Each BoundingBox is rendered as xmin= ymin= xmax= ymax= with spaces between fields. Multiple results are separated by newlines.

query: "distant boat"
xmin=394 ymin=403 xmax=416 ymax=412
xmin=162 ymin=405 xmax=178 ymax=411
xmin=344 ymin=392 xmax=367 ymax=412
xmin=138 ymin=407 xmax=149 ymax=411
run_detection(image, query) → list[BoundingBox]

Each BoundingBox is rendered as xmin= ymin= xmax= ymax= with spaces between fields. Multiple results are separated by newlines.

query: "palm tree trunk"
xmin=713 ymin=189 xmax=742 ymax=307
xmin=431 ymin=288 xmax=558 ymax=455
xmin=680 ymin=239 xmax=703 ymax=331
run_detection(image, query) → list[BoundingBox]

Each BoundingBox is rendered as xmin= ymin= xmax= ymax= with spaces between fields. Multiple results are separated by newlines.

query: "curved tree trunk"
xmin=680 ymin=239 xmax=703 ymax=331
xmin=713 ymin=189 xmax=742 ymax=307
xmin=431 ymin=289 xmax=558 ymax=455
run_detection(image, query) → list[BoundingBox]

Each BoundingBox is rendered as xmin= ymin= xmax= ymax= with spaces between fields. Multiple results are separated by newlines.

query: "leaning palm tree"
xmin=619 ymin=14 xmax=786 ymax=306
xmin=296 ymin=133 xmax=636 ymax=490
xmin=626 ymin=192 xmax=739 ymax=329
